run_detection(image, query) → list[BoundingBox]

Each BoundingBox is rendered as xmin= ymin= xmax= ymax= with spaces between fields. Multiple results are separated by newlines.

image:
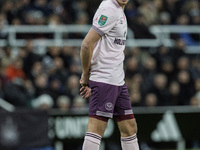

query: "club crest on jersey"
xmin=98 ymin=15 xmax=108 ymax=26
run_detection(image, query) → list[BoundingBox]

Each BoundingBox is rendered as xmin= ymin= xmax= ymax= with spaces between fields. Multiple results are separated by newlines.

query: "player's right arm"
xmin=80 ymin=6 xmax=117 ymax=98
xmin=80 ymin=28 xmax=101 ymax=98
xmin=80 ymin=28 xmax=101 ymax=86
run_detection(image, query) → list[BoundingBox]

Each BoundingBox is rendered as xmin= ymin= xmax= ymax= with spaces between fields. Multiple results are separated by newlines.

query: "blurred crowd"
xmin=126 ymin=0 xmax=200 ymax=45
xmin=125 ymin=44 xmax=200 ymax=107
xmin=0 ymin=41 xmax=87 ymax=110
xmin=0 ymin=0 xmax=200 ymax=111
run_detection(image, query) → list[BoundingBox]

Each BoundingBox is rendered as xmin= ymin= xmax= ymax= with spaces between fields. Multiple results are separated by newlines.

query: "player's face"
xmin=116 ymin=0 xmax=129 ymax=7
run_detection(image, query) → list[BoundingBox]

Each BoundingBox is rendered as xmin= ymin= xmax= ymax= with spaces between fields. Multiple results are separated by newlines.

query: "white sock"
xmin=121 ymin=134 xmax=139 ymax=150
xmin=82 ymin=132 xmax=102 ymax=150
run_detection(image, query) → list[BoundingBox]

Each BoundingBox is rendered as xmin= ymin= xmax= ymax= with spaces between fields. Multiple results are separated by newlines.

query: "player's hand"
xmin=80 ymin=86 xmax=91 ymax=98
xmin=80 ymin=73 xmax=91 ymax=98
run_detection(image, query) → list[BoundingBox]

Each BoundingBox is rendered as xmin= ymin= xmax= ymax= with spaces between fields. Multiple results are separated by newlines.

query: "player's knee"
xmin=127 ymin=119 xmax=137 ymax=135
xmin=118 ymin=118 xmax=138 ymax=137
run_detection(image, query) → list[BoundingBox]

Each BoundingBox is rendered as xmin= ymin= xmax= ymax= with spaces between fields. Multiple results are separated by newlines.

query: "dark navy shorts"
xmin=88 ymin=80 xmax=134 ymax=119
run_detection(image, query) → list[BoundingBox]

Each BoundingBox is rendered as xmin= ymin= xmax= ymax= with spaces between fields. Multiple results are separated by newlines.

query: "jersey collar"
xmin=111 ymin=0 xmax=121 ymax=9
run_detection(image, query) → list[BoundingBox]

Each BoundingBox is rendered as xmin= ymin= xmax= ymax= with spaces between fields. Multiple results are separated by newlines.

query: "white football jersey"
xmin=90 ymin=0 xmax=127 ymax=86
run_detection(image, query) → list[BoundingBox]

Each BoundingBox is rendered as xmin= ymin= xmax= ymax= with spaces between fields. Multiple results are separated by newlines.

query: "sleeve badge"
xmin=98 ymin=15 xmax=108 ymax=26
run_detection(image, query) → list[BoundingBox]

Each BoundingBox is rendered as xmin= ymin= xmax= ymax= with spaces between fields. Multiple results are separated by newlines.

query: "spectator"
xmin=126 ymin=47 xmax=143 ymax=60
xmin=65 ymin=75 xmax=80 ymax=100
xmin=68 ymin=47 xmax=82 ymax=76
xmin=56 ymin=95 xmax=71 ymax=111
xmin=69 ymin=62 xmax=81 ymax=77
xmin=31 ymin=0 xmax=52 ymax=17
xmin=18 ymin=47 xmax=28 ymax=60
xmin=181 ymin=0 xmax=200 ymax=16
xmin=49 ymin=0 xmax=64 ymax=16
xmin=150 ymin=73 xmax=170 ymax=106
xmin=3 ymin=78 xmax=30 ymax=107
xmin=47 ymin=14 xmax=62 ymax=27
xmin=72 ymin=0 xmax=88 ymax=21
xmin=144 ymin=93 xmax=158 ymax=107
xmin=42 ymin=55 xmax=54 ymax=74
xmin=176 ymin=56 xmax=190 ymax=72
xmin=160 ymin=60 xmax=175 ymax=84
xmin=141 ymin=56 xmax=157 ymax=94
xmin=0 ymin=13 xmax=8 ymax=38
xmin=60 ymin=46 xmax=74 ymax=70
xmin=190 ymin=10 xmax=200 ymax=42
xmin=159 ymin=11 xmax=172 ymax=25
xmin=23 ymin=40 xmax=41 ymax=76
xmin=190 ymin=56 xmax=200 ymax=80
xmin=169 ymin=81 xmax=181 ymax=105
xmin=190 ymin=96 xmax=199 ymax=107
xmin=129 ymin=73 xmax=143 ymax=91
xmin=153 ymin=0 xmax=164 ymax=13
xmin=72 ymin=96 xmax=87 ymax=110
xmin=68 ymin=11 xmax=89 ymax=39
xmin=125 ymin=56 xmax=140 ymax=79
xmin=24 ymin=79 xmax=35 ymax=103
xmin=138 ymin=0 xmax=158 ymax=26
xmin=152 ymin=45 xmax=173 ymax=70
xmin=50 ymin=57 xmax=69 ymax=84
xmin=129 ymin=88 xmax=142 ymax=107
xmin=0 ymin=64 xmax=10 ymax=86
xmin=176 ymin=14 xmax=198 ymax=46
xmin=34 ymin=73 xmax=49 ymax=97
xmin=76 ymin=12 xmax=89 ymax=25
xmin=47 ymin=77 xmax=64 ymax=102
xmin=28 ymin=61 xmax=44 ymax=81
xmin=32 ymin=94 xmax=54 ymax=109
xmin=191 ymin=78 xmax=200 ymax=107
xmin=45 ymin=46 xmax=61 ymax=59
xmin=127 ymin=12 xmax=156 ymax=39
xmin=17 ymin=0 xmax=31 ymax=19
xmin=1 ymin=46 xmax=17 ymax=67
xmin=5 ymin=57 xmax=26 ymax=81
xmin=163 ymin=0 xmax=183 ymax=24
xmin=172 ymin=38 xmax=186 ymax=61
xmin=0 ymin=0 xmax=15 ymax=24
xmin=177 ymin=70 xmax=195 ymax=105
xmin=124 ymin=0 xmax=138 ymax=20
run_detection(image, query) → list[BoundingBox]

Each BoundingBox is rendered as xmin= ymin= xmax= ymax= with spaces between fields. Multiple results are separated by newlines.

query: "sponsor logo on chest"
xmin=114 ymin=38 xmax=126 ymax=45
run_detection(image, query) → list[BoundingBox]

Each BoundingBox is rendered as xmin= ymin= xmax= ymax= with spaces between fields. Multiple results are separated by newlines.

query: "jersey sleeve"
xmin=92 ymin=8 xmax=118 ymax=36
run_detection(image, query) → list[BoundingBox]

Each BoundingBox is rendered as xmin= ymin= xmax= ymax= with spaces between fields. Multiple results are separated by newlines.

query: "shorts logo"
xmin=98 ymin=15 xmax=108 ymax=26
xmin=105 ymin=102 xmax=114 ymax=111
